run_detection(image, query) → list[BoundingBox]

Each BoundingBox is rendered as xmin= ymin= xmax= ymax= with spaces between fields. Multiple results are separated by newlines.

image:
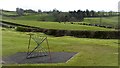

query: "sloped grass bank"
xmin=1 ymin=20 xmax=119 ymax=39
xmin=1 ymin=19 xmax=114 ymax=31
xmin=84 ymin=16 xmax=118 ymax=28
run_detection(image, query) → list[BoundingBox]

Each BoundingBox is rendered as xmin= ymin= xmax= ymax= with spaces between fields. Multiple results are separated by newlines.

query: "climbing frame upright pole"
xmin=27 ymin=33 xmax=34 ymax=56
xmin=46 ymin=37 xmax=52 ymax=62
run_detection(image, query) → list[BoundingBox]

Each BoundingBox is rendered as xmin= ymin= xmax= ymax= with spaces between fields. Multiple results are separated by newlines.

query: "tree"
xmin=108 ymin=11 xmax=113 ymax=16
xmin=55 ymin=12 xmax=69 ymax=22
xmin=16 ymin=8 xmax=24 ymax=16
xmin=38 ymin=9 xmax=42 ymax=13
xmin=24 ymin=9 xmax=37 ymax=13
xmin=69 ymin=17 xmax=77 ymax=22
xmin=82 ymin=11 xmax=86 ymax=17
xmin=77 ymin=10 xmax=84 ymax=21
xmin=90 ymin=10 xmax=95 ymax=17
xmin=86 ymin=9 xmax=90 ymax=17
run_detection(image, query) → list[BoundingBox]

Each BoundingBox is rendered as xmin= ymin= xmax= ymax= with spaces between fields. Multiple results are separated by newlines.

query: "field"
xmin=1 ymin=11 xmax=118 ymax=31
xmin=1 ymin=11 xmax=17 ymax=16
xmin=2 ymin=28 xmax=118 ymax=66
xmin=1 ymin=11 xmax=119 ymax=67
xmin=2 ymin=16 xmax=115 ymax=31
xmin=84 ymin=16 xmax=118 ymax=28
xmin=2 ymin=11 xmax=118 ymax=27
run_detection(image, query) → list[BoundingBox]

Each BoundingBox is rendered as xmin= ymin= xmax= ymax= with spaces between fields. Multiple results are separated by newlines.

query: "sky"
xmin=0 ymin=0 xmax=120 ymax=12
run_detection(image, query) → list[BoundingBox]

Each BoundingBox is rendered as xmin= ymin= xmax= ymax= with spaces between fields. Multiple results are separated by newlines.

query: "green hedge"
xmin=70 ymin=31 xmax=119 ymax=39
xmin=16 ymin=26 xmax=119 ymax=39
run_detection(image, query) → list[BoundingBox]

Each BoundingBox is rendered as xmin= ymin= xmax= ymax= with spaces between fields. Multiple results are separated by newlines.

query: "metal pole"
xmin=100 ymin=12 xmax=102 ymax=25
xmin=27 ymin=35 xmax=32 ymax=55
xmin=100 ymin=16 xmax=102 ymax=25
xmin=46 ymin=37 xmax=52 ymax=62
xmin=27 ymin=33 xmax=34 ymax=58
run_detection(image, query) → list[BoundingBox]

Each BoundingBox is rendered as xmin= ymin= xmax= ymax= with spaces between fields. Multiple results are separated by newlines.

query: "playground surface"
xmin=2 ymin=52 xmax=77 ymax=64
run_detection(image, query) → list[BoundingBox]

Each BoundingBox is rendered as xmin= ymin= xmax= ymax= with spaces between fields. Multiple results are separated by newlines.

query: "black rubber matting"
xmin=2 ymin=52 xmax=77 ymax=64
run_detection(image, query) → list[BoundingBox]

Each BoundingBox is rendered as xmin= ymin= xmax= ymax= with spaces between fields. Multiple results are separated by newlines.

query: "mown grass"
xmin=2 ymin=28 xmax=118 ymax=66
xmin=1 ymin=11 xmax=17 ymax=16
xmin=2 ymin=18 xmax=115 ymax=31
xmin=14 ymin=14 xmax=55 ymax=21
xmin=2 ymin=14 xmax=116 ymax=31
xmin=84 ymin=16 xmax=118 ymax=27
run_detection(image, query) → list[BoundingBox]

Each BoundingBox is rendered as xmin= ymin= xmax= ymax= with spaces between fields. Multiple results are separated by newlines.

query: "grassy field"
xmin=1 ymin=11 xmax=17 ymax=16
xmin=2 ymin=28 xmax=118 ymax=66
xmin=1 ymin=11 xmax=119 ymax=66
xmin=2 ymin=18 xmax=115 ymax=31
xmin=1 ymin=10 xmax=118 ymax=27
xmin=84 ymin=16 xmax=118 ymax=28
xmin=1 ymin=13 xmax=117 ymax=31
xmin=12 ymin=14 xmax=55 ymax=21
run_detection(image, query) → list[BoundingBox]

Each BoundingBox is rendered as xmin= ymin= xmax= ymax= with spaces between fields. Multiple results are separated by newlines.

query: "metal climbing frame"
xmin=26 ymin=33 xmax=51 ymax=60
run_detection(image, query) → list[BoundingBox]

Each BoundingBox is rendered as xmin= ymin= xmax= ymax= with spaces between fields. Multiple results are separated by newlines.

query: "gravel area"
xmin=2 ymin=52 xmax=77 ymax=64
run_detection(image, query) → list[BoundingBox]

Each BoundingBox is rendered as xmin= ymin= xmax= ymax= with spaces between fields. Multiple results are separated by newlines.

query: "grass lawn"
xmin=1 ymin=11 xmax=17 ymax=16
xmin=12 ymin=14 xmax=55 ymax=21
xmin=2 ymin=18 xmax=115 ymax=31
xmin=84 ymin=16 xmax=118 ymax=28
xmin=2 ymin=28 xmax=118 ymax=66
xmin=1 ymin=11 xmax=118 ymax=28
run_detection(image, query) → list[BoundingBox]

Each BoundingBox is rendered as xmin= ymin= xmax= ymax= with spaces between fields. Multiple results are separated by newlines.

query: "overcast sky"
xmin=0 ymin=0 xmax=119 ymax=12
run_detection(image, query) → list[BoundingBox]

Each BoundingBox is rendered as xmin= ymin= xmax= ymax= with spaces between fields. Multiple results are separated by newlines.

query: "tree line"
xmin=16 ymin=8 xmax=119 ymax=22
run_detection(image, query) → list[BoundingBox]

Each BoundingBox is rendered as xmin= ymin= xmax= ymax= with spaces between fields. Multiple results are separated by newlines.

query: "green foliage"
xmin=16 ymin=26 xmax=39 ymax=32
xmin=16 ymin=26 xmax=26 ymax=32
xmin=70 ymin=31 xmax=119 ymax=39
xmin=15 ymin=25 xmax=119 ymax=39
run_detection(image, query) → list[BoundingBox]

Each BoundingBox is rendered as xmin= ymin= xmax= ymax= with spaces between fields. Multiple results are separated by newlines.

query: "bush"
xmin=94 ymin=24 xmax=98 ymax=26
xmin=82 ymin=23 xmax=86 ymax=25
xmin=16 ymin=26 xmax=119 ymax=39
xmin=70 ymin=31 xmax=119 ymax=39
xmin=106 ymin=26 xmax=112 ymax=28
xmin=16 ymin=26 xmax=25 ymax=32
xmin=70 ymin=22 xmax=73 ymax=24
xmin=78 ymin=23 xmax=82 ymax=25
xmin=16 ymin=26 xmax=34 ymax=32
xmin=45 ymin=29 xmax=56 ymax=36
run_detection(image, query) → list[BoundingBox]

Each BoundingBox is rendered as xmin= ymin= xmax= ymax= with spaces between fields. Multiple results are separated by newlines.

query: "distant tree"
xmin=97 ymin=11 xmax=101 ymax=17
xmin=77 ymin=10 xmax=84 ymax=21
xmin=38 ymin=9 xmax=42 ymax=13
xmin=24 ymin=9 xmax=37 ymax=13
xmin=86 ymin=9 xmax=90 ymax=17
xmin=108 ymin=11 xmax=113 ymax=16
xmin=90 ymin=10 xmax=95 ymax=17
xmin=55 ymin=12 xmax=65 ymax=22
xmin=52 ymin=8 xmax=59 ymax=16
xmin=55 ymin=12 xmax=64 ymax=22
xmin=82 ymin=11 xmax=86 ymax=17
xmin=69 ymin=10 xmax=84 ymax=22
xmin=53 ymin=8 xmax=59 ymax=12
xmin=16 ymin=8 xmax=24 ymax=16
xmin=64 ymin=15 xmax=70 ymax=22
xmin=69 ymin=17 xmax=77 ymax=22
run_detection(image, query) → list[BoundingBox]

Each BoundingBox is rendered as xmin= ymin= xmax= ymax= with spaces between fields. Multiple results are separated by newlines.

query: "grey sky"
xmin=0 ymin=0 xmax=119 ymax=12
